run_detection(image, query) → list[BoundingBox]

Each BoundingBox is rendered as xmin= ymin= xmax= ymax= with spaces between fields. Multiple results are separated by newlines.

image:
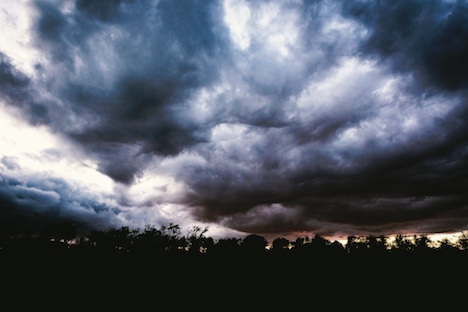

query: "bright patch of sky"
xmin=0 ymin=102 xmax=113 ymax=193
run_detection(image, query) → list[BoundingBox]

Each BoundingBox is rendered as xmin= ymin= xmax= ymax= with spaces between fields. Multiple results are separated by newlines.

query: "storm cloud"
xmin=0 ymin=158 xmax=119 ymax=235
xmin=1 ymin=0 xmax=468 ymax=237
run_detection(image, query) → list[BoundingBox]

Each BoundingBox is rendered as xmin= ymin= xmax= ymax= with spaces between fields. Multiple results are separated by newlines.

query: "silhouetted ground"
xmin=1 ymin=230 xmax=467 ymax=310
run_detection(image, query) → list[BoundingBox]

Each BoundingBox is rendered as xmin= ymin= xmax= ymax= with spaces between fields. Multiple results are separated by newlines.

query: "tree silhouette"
xmin=310 ymin=234 xmax=330 ymax=253
xmin=292 ymin=236 xmax=305 ymax=249
xmin=439 ymin=238 xmax=457 ymax=254
xmin=346 ymin=236 xmax=367 ymax=254
xmin=132 ymin=224 xmax=167 ymax=254
xmin=241 ymin=234 xmax=267 ymax=255
xmin=211 ymin=238 xmax=240 ymax=256
xmin=2 ymin=223 xmax=468 ymax=311
xmin=366 ymin=235 xmax=388 ymax=254
xmin=414 ymin=234 xmax=432 ymax=254
xmin=291 ymin=236 xmax=311 ymax=255
xmin=329 ymin=240 xmax=345 ymax=255
xmin=271 ymin=237 xmax=289 ymax=253
xmin=392 ymin=234 xmax=416 ymax=253
xmin=186 ymin=225 xmax=213 ymax=254
xmin=159 ymin=223 xmax=186 ymax=252
xmin=345 ymin=235 xmax=389 ymax=256
xmin=41 ymin=223 xmax=77 ymax=242
xmin=457 ymin=231 xmax=468 ymax=251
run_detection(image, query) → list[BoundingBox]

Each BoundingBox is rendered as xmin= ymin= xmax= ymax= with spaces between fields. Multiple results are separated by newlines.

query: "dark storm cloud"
xmin=187 ymin=97 xmax=468 ymax=235
xmin=176 ymin=0 xmax=468 ymax=235
xmin=0 ymin=52 xmax=52 ymax=124
xmin=76 ymin=0 xmax=135 ymax=22
xmin=28 ymin=0 xmax=228 ymax=183
xmin=0 ymin=172 xmax=120 ymax=235
xmin=342 ymin=0 xmax=468 ymax=91
xmin=0 ymin=52 xmax=30 ymax=101
xmin=2 ymin=0 xmax=468 ymax=237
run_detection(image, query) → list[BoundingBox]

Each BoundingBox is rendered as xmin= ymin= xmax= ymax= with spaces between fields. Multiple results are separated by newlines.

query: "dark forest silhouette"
xmin=1 ymin=223 xmax=467 ymax=310
xmin=3 ymin=223 xmax=468 ymax=255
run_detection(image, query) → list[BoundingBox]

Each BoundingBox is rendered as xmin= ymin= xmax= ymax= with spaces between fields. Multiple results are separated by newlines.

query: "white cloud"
xmin=296 ymin=57 xmax=381 ymax=115
xmin=0 ymin=102 xmax=114 ymax=193
xmin=223 ymin=0 xmax=251 ymax=50
xmin=0 ymin=0 xmax=41 ymax=76
xmin=0 ymin=101 xmax=221 ymax=232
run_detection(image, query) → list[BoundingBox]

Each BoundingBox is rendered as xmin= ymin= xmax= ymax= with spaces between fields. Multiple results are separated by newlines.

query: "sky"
xmin=1 ymin=0 xmax=468 ymax=239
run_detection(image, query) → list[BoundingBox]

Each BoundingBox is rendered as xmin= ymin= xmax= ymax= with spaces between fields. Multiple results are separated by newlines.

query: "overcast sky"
xmin=1 ymin=0 xmax=468 ymax=238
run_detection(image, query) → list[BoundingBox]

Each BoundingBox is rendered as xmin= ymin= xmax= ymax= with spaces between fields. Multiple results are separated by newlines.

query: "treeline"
xmin=2 ymin=222 xmax=468 ymax=256
xmin=2 ymin=223 xmax=468 ymax=310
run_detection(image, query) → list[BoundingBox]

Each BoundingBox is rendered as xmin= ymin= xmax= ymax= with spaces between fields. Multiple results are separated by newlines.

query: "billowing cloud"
xmin=343 ymin=0 xmax=468 ymax=91
xmin=0 ymin=0 xmax=468 ymax=237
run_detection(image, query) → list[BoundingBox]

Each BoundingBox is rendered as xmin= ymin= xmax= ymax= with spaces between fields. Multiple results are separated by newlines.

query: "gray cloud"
xmin=76 ymin=0 xmax=136 ymax=22
xmin=27 ymin=0 xmax=230 ymax=183
xmin=0 ymin=171 xmax=121 ymax=235
xmin=342 ymin=0 xmax=468 ymax=91
xmin=1 ymin=0 xmax=468 ymax=236
xmin=0 ymin=52 xmax=30 ymax=101
xmin=0 ymin=52 xmax=56 ymax=126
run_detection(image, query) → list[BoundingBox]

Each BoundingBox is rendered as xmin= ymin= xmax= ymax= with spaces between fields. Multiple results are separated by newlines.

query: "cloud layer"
xmin=1 ymin=0 xmax=468 ymax=237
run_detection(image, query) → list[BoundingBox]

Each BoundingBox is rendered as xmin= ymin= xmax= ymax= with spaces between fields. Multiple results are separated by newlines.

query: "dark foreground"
xmin=1 ymin=243 xmax=467 ymax=311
